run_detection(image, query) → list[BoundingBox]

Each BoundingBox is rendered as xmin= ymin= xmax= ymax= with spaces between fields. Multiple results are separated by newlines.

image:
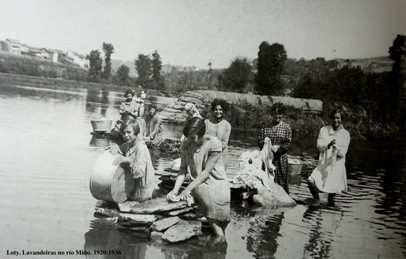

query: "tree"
xmin=255 ymin=42 xmax=287 ymax=95
xmin=116 ymin=64 xmax=130 ymax=85
xmin=102 ymin=43 xmax=114 ymax=81
xmin=220 ymin=57 xmax=253 ymax=92
xmin=86 ymin=50 xmax=103 ymax=82
xmin=135 ymin=54 xmax=152 ymax=87
xmin=151 ymin=50 xmax=164 ymax=89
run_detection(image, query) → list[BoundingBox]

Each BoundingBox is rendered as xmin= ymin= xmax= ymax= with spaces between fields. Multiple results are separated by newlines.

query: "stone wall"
xmin=159 ymin=90 xmax=323 ymax=123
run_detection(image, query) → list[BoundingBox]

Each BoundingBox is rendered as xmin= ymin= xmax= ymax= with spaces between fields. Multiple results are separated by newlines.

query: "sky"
xmin=0 ymin=0 xmax=405 ymax=69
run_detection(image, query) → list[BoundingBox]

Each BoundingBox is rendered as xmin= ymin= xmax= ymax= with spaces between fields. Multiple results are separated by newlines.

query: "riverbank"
xmin=0 ymin=72 xmax=170 ymax=97
xmin=0 ymin=73 xmax=400 ymax=140
xmin=159 ymin=90 xmax=401 ymax=140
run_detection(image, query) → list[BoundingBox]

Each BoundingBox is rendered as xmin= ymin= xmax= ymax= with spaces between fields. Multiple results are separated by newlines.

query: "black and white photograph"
xmin=0 ymin=0 xmax=405 ymax=258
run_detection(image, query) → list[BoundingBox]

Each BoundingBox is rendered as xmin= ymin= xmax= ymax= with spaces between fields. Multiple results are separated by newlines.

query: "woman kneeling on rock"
xmin=167 ymin=117 xmax=230 ymax=237
xmin=110 ymin=119 xmax=155 ymax=202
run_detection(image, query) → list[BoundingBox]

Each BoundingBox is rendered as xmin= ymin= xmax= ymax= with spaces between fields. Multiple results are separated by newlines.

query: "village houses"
xmin=0 ymin=38 xmax=88 ymax=68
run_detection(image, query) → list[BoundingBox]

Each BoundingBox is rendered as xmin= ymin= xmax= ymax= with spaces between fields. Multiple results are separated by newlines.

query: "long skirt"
xmin=192 ymin=178 xmax=230 ymax=222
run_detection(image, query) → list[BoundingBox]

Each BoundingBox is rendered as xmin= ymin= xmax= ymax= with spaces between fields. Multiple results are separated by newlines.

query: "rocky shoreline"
xmin=159 ymin=90 xmax=323 ymax=123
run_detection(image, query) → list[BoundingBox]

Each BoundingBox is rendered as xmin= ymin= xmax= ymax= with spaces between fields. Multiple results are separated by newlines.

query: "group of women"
xmin=108 ymin=89 xmax=351 ymax=240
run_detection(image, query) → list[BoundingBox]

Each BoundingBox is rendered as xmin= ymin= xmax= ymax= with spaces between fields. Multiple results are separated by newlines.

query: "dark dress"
xmin=258 ymin=121 xmax=292 ymax=193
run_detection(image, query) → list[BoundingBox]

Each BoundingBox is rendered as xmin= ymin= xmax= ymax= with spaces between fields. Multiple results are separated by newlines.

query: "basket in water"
xmin=91 ymin=119 xmax=113 ymax=132
xmin=288 ymin=157 xmax=303 ymax=175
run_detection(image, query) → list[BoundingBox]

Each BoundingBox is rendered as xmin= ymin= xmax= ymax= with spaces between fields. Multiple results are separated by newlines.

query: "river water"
xmin=0 ymin=85 xmax=405 ymax=259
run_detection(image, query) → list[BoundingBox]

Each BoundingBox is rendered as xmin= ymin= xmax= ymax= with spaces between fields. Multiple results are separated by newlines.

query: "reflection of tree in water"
xmin=100 ymin=88 xmax=109 ymax=117
xmin=347 ymin=139 xmax=406 ymax=220
xmin=379 ymin=149 xmax=406 ymax=217
xmin=246 ymin=212 xmax=284 ymax=259
xmin=84 ymin=221 xmax=148 ymax=259
xmin=159 ymin=236 xmax=228 ymax=259
xmin=86 ymin=88 xmax=110 ymax=116
xmin=302 ymin=207 xmax=343 ymax=258
xmin=86 ymin=89 xmax=100 ymax=113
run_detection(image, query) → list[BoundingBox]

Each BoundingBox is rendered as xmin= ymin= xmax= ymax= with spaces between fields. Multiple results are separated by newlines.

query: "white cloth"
xmin=260 ymin=139 xmax=276 ymax=174
xmin=308 ymin=125 xmax=350 ymax=193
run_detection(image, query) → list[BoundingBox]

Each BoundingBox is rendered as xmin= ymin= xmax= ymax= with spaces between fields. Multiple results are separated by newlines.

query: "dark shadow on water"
xmin=301 ymin=207 xmax=339 ymax=258
xmin=243 ymin=209 xmax=286 ymax=259
xmin=86 ymin=88 xmax=110 ymax=115
xmin=84 ymin=218 xmax=228 ymax=259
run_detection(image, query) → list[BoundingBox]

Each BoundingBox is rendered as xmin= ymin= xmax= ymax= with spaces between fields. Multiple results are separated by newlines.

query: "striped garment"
xmin=258 ymin=121 xmax=292 ymax=193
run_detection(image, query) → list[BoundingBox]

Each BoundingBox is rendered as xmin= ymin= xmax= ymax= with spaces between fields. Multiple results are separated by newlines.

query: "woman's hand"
xmin=328 ymin=139 xmax=336 ymax=149
xmin=109 ymin=144 xmax=120 ymax=155
xmin=178 ymin=188 xmax=191 ymax=201
xmin=166 ymin=190 xmax=179 ymax=201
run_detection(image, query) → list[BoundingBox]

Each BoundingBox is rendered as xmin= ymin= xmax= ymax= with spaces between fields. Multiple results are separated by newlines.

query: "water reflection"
xmin=89 ymin=135 xmax=111 ymax=148
xmin=302 ymin=207 xmax=343 ymax=258
xmin=84 ymin=227 xmax=148 ymax=259
xmin=247 ymin=213 xmax=284 ymax=258
xmin=0 ymin=84 xmax=405 ymax=259
xmin=84 ymin=222 xmax=228 ymax=259
xmin=86 ymin=88 xmax=110 ymax=116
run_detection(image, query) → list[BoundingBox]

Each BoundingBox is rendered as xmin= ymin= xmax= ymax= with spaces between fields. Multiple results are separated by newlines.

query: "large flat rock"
xmin=151 ymin=216 xmax=180 ymax=232
xmin=129 ymin=197 xmax=188 ymax=214
xmin=161 ymin=219 xmax=197 ymax=243
xmin=118 ymin=201 xmax=140 ymax=212
xmin=159 ymin=90 xmax=323 ymax=123
xmin=118 ymin=213 xmax=160 ymax=224
xmin=163 ymin=206 xmax=195 ymax=216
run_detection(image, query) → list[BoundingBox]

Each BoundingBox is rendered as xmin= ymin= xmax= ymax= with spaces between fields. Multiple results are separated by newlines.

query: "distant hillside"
xmin=335 ymin=57 xmax=393 ymax=73
xmin=111 ymin=59 xmax=137 ymax=77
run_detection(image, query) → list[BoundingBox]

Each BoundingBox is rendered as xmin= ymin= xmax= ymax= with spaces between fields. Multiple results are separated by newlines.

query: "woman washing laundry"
xmin=110 ymin=119 xmax=155 ymax=202
xmin=167 ymin=117 xmax=230 ymax=238
xmin=257 ymin=103 xmax=292 ymax=193
xmin=308 ymin=109 xmax=350 ymax=207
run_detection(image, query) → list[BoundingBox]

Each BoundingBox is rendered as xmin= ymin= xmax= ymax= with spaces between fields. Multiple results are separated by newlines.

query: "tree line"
xmin=86 ymin=43 xmax=164 ymax=90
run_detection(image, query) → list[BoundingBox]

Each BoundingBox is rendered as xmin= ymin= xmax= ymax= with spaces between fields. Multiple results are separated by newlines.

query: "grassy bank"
xmin=0 ymin=72 xmax=169 ymax=96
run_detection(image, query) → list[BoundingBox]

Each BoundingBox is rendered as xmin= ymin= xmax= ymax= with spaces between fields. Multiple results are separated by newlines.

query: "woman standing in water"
xmin=146 ymin=104 xmax=164 ymax=146
xmin=167 ymin=117 xmax=230 ymax=238
xmin=205 ymin=99 xmax=231 ymax=170
xmin=110 ymin=119 xmax=155 ymax=202
xmin=119 ymin=90 xmax=139 ymax=123
xmin=308 ymin=109 xmax=351 ymax=206
xmin=258 ymin=103 xmax=292 ymax=193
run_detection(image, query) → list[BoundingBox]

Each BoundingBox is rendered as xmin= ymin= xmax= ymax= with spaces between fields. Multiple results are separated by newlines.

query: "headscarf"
xmin=184 ymin=103 xmax=202 ymax=119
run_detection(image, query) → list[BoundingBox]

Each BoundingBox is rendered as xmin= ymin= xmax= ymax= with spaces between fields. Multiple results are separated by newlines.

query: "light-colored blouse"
xmin=204 ymin=118 xmax=231 ymax=169
xmin=120 ymin=140 xmax=155 ymax=201
xmin=309 ymin=125 xmax=351 ymax=193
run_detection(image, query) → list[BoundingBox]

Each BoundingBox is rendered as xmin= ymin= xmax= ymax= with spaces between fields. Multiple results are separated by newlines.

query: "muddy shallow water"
xmin=0 ymin=85 xmax=404 ymax=259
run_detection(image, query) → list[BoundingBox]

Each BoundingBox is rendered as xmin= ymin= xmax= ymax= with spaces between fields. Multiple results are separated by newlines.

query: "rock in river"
xmin=118 ymin=213 xmax=160 ymax=225
xmin=128 ymin=197 xmax=188 ymax=214
xmin=162 ymin=219 xmax=198 ymax=243
xmin=151 ymin=216 xmax=180 ymax=232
